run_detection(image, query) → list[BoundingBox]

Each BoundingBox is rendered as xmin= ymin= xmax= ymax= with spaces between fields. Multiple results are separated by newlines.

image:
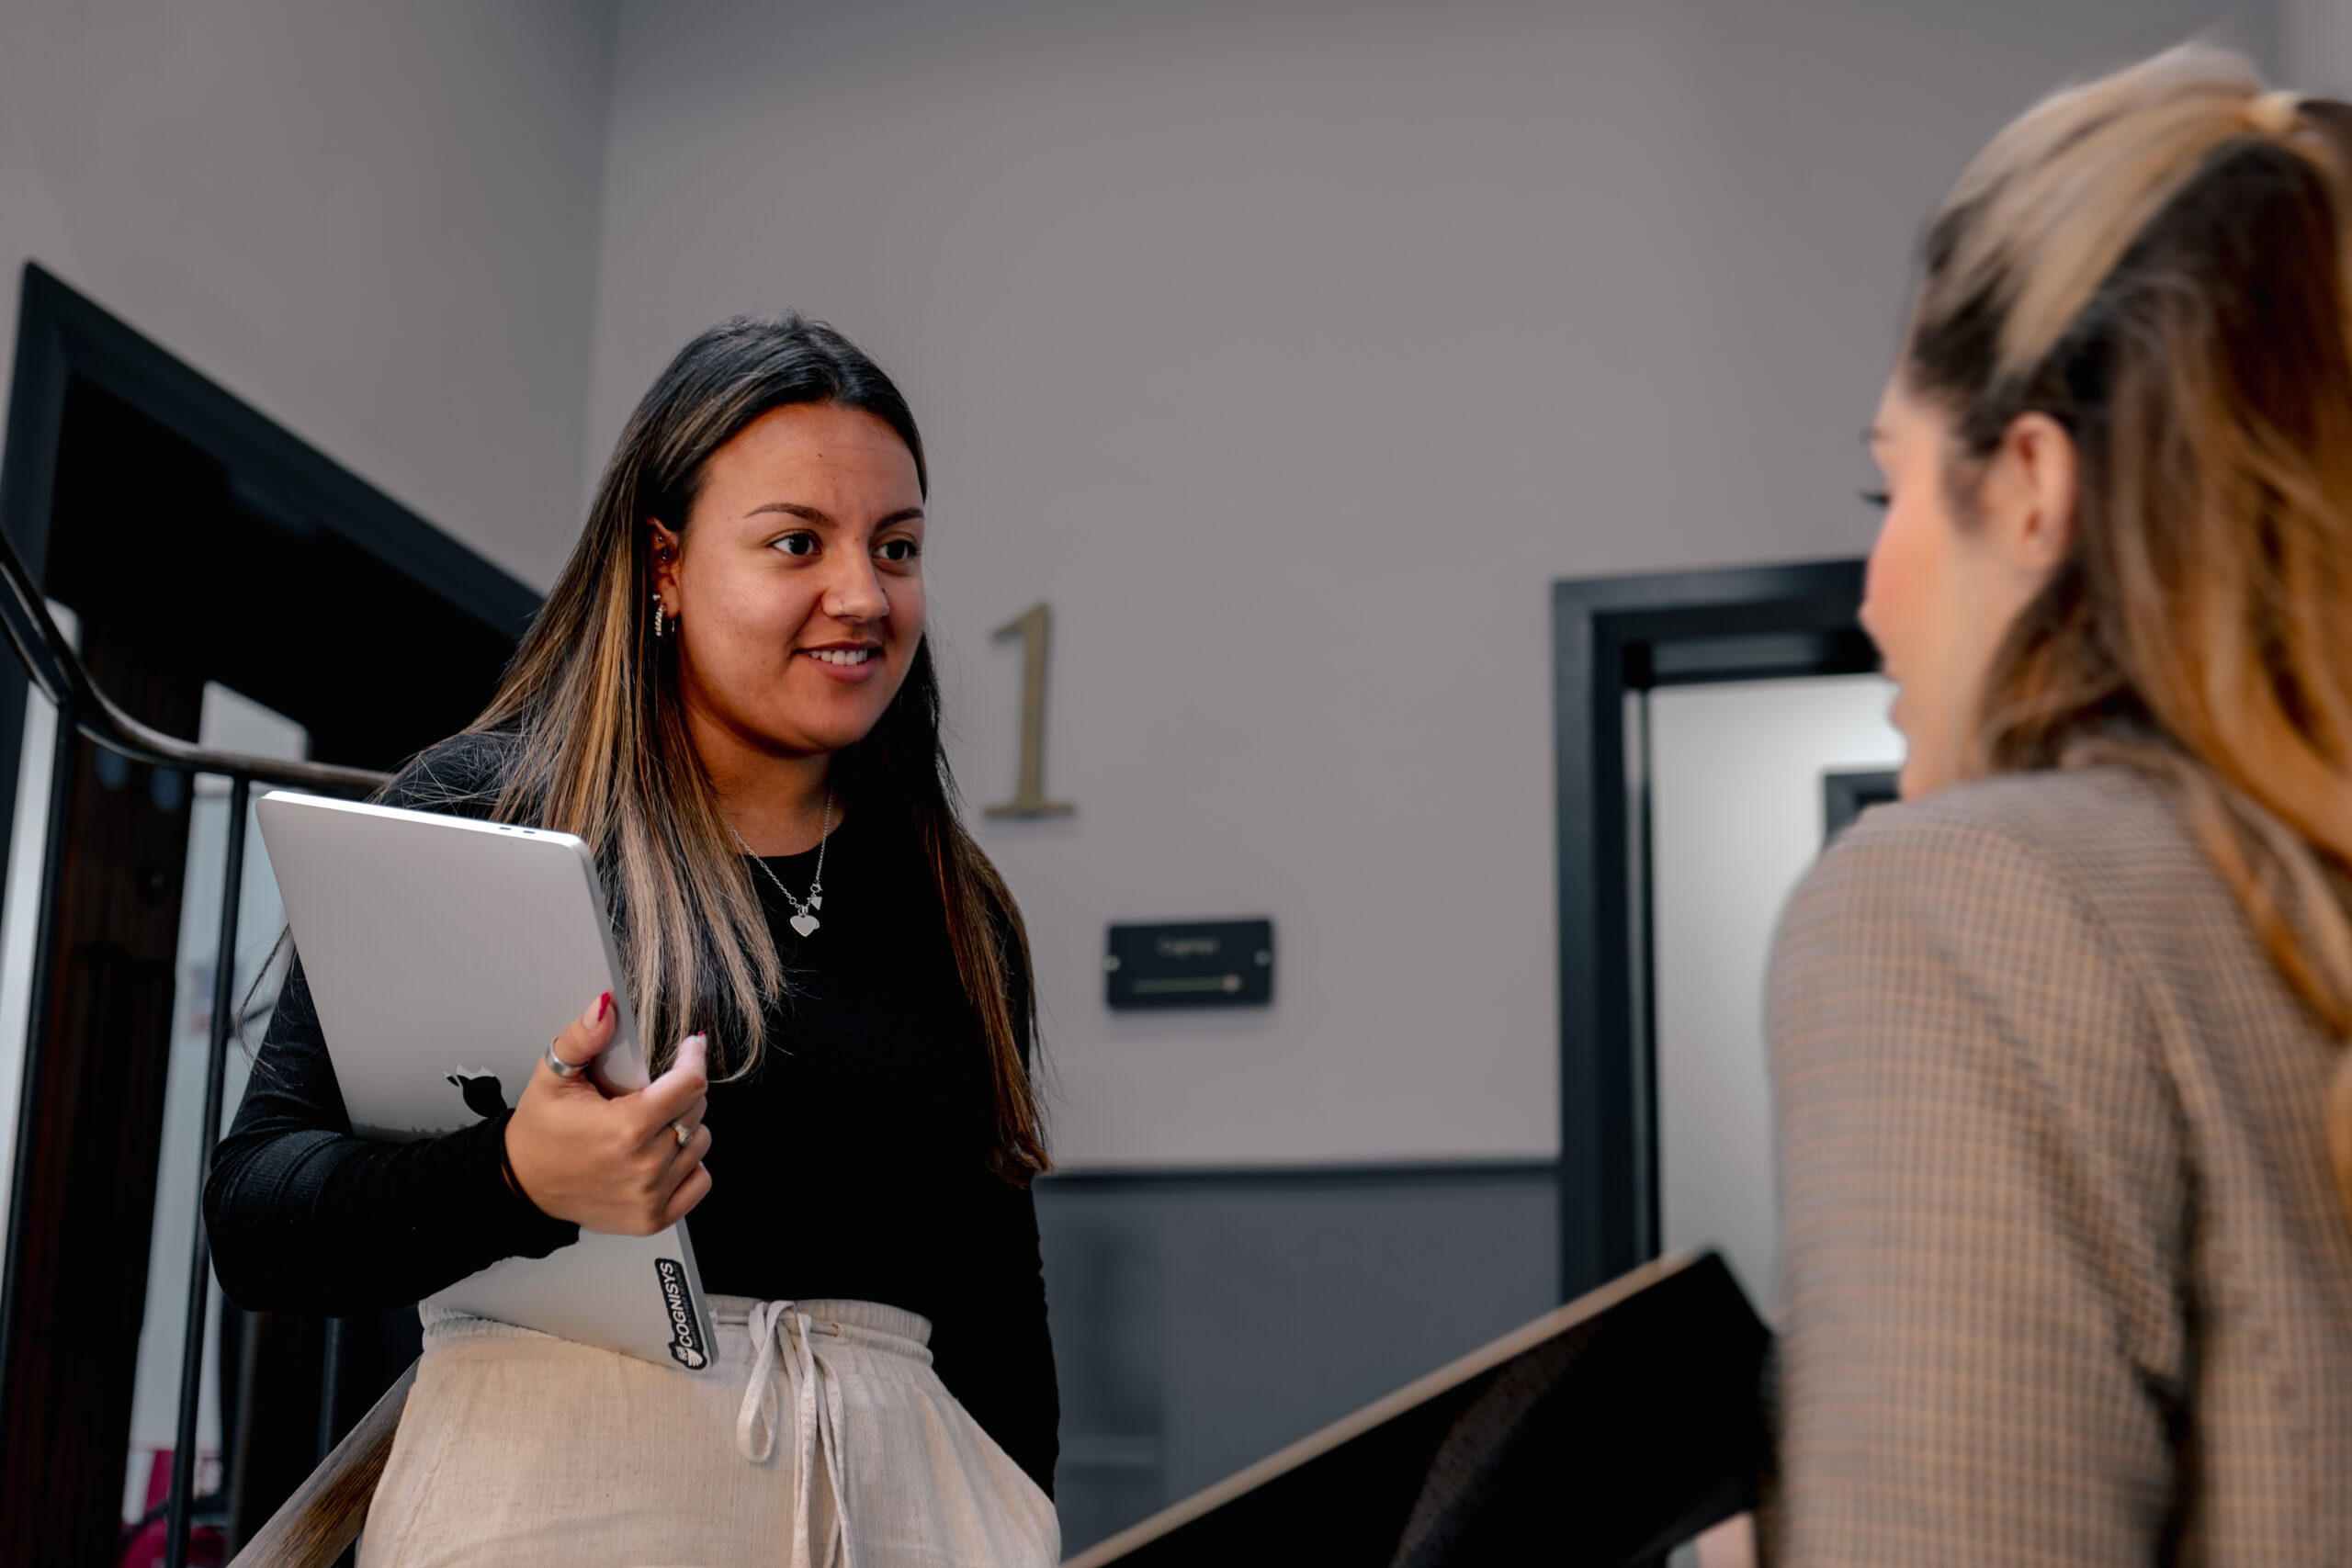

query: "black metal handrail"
xmin=0 ymin=519 xmax=389 ymax=1567
xmin=0 ymin=526 xmax=388 ymax=797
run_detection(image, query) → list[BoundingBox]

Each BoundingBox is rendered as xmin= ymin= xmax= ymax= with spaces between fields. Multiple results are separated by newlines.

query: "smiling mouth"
xmin=803 ymin=647 xmax=879 ymax=667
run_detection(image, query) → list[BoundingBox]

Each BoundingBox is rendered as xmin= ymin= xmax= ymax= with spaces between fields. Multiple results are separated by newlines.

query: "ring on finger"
xmin=671 ymin=1120 xmax=691 ymax=1149
xmin=545 ymin=1042 xmax=585 ymax=1078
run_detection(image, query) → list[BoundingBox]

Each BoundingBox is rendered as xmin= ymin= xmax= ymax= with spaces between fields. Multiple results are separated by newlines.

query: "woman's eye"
xmin=876 ymin=538 xmax=920 ymax=563
xmin=1859 ymin=488 xmax=1892 ymax=510
xmin=775 ymin=532 xmax=819 ymax=557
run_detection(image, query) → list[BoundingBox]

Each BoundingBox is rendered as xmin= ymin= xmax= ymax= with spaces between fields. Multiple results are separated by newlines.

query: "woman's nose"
xmin=820 ymin=556 xmax=890 ymax=623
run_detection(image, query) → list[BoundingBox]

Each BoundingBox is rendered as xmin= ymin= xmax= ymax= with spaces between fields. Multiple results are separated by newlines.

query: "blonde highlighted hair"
xmin=1906 ymin=46 xmax=2352 ymax=1217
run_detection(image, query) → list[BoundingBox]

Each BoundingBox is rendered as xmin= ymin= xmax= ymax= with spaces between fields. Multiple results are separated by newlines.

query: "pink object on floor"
xmin=119 ymin=1450 xmax=224 ymax=1568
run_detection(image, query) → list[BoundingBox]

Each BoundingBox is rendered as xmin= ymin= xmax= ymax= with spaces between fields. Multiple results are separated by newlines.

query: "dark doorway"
xmin=1552 ymin=559 xmax=1873 ymax=1300
xmin=0 ymin=264 xmax=539 ymax=1562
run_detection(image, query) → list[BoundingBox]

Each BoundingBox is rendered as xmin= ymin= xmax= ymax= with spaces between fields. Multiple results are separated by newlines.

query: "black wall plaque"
xmin=1105 ymin=919 xmax=1273 ymax=1010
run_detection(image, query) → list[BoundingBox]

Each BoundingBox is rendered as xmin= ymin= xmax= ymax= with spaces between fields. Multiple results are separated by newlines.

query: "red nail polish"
xmin=597 ymin=992 xmax=611 ymax=1022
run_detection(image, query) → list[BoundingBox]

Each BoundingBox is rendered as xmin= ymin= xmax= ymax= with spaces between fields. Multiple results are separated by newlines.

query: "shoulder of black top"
xmin=379 ymin=728 xmax=525 ymax=818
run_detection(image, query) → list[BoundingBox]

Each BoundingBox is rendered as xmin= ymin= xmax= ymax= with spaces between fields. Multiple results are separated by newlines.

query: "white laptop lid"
xmin=254 ymin=789 xmax=715 ymax=1371
xmin=255 ymin=790 xmax=648 ymax=1132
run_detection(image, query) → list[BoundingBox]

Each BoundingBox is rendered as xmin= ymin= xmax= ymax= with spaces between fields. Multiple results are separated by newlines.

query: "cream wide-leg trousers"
xmin=356 ymin=1296 xmax=1059 ymax=1568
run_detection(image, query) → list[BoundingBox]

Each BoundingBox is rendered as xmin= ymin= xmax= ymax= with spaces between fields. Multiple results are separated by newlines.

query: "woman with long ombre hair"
xmin=206 ymin=317 xmax=1060 ymax=1566
xmin=1768 ymin=46 xmax=2352 ymax=1562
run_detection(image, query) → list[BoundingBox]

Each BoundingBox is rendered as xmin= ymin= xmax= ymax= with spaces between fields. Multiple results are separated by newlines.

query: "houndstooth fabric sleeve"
xmin=1765 ymin=802 xmax=2191 ymax=1566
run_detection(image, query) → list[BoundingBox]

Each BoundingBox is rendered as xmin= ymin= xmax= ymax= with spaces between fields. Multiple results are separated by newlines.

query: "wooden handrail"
xmin=226 ymin=1359 xmax=416 ymax=1568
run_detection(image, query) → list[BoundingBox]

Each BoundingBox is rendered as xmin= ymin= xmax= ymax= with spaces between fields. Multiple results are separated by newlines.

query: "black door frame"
xmin=1552 ymin=558 xmax=1873 ymax=1299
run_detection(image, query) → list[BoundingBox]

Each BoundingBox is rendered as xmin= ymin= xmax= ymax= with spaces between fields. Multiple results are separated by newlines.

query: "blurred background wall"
xmin=0 ymin=2 xmax=615 ymax=587
xmin=0 ymin=0 xmax=2336 ymax=1551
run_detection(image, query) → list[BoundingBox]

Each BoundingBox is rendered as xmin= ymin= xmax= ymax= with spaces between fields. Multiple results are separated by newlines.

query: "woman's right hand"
xmin=503 ymin=992 xmax=714 ymax=1235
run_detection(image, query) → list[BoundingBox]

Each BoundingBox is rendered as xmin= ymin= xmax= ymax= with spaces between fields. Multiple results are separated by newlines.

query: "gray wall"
xmin=587 ymin=0 xmax=2273 ymax=1170
xmin=0 ymin=0 xmax=617 ymax=589
xmin=2287 ymin=0 xmax=2352 ymax=92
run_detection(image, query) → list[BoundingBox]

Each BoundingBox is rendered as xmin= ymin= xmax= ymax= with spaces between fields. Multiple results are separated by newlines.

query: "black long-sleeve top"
xmin=204 ymin=734 xmax=1059 ymax=1494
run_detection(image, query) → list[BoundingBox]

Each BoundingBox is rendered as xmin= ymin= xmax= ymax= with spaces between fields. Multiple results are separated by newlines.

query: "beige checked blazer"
xmin=1766 ymin=764 xmax=2352 ymax=1565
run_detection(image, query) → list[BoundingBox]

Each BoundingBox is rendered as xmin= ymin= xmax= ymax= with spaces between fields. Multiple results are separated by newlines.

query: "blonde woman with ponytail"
xmin=1770 ymin=47 xmax=2352 ymax=1562
xmin=206 ymin=319 xmax=1059 ymax=1566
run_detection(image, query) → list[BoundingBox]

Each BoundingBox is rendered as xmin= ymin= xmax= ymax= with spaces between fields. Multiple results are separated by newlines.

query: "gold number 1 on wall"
xmin=984 ymin=602 xmax=1077 ymax=818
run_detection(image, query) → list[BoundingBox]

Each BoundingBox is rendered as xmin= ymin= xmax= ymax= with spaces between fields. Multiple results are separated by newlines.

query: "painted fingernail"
xmin=597 ymin=991 xmax=612 ymax=1022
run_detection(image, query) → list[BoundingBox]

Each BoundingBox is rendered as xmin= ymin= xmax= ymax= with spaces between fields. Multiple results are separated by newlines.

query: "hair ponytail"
xmin=1906 ymin=46 xmax=2352 ymax=1220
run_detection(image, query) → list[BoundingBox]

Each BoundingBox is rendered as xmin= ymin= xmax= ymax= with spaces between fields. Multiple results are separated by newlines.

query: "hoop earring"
xmin=652 ymin=598 xmax=666 ymax=639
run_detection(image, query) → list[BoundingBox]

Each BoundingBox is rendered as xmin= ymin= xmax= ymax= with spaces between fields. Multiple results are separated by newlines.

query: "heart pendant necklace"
xmin=734 ymin=789 xmax=831 ymax=939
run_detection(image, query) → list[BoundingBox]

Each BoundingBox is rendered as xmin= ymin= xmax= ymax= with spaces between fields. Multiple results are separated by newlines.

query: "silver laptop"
xmin=254 ymin=789 xmax=715 ymax=1372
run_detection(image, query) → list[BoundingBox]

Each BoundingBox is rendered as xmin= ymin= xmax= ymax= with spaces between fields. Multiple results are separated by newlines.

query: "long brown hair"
xmin=472 ymin=316 xmax=1047 ymax=1179
xmin=1904 ymin=46 xmax=2352 ymax=1217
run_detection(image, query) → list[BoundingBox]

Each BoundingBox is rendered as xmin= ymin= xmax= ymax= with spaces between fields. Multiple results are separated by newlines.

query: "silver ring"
xmin=545 ymin=1042 xmax=584 ymax=1078
xmin=671 ymin=1120 xmax=691 ymax=1148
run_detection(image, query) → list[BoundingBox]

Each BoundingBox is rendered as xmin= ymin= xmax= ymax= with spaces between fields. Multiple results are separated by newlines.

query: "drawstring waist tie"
xmin=727 ymin=1297 xmax=933 ymax=1568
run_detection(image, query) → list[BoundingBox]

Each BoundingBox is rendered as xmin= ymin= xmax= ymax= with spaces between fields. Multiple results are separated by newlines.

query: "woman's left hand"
xmin=503 ymin=991 xmax=714 ymax=1235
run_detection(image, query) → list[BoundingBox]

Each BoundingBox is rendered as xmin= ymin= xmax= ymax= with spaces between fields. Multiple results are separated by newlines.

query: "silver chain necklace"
xmin=731 ymin=789 xmax=831 ymax=938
